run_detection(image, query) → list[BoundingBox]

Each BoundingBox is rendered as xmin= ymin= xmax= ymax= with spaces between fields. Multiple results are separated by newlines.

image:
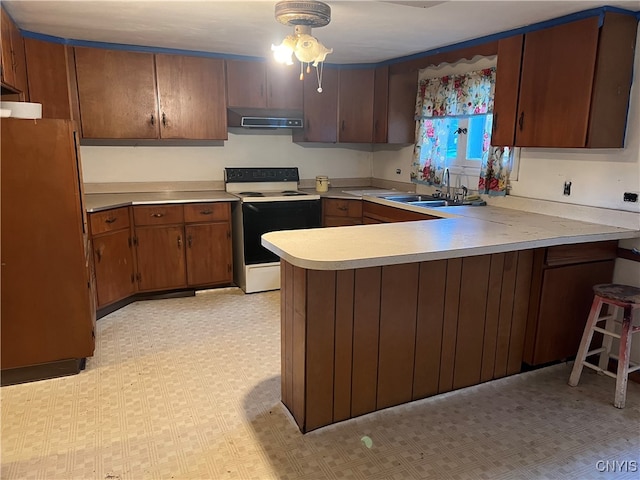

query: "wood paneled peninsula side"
xmin=261 ymin=198 xmax=639 ymax=433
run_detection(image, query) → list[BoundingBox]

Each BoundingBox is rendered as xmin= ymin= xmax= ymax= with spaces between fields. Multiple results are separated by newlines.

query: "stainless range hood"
xmin=227 ymin=108 xmax=303 ymax=129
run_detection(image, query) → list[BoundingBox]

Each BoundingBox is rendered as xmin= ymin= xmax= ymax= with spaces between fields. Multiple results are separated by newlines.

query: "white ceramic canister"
xmin=315 ymin=175 xmax=330 ymax=192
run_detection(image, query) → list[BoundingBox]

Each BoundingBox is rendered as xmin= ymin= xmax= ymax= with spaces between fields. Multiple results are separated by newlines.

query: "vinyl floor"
xmin=1 ymin=287 xmax=639 ymax=480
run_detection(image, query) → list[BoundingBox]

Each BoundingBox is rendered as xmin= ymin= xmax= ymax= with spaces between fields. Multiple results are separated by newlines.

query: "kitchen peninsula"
xmin=262 ymin=198 xmax=639 ymax=433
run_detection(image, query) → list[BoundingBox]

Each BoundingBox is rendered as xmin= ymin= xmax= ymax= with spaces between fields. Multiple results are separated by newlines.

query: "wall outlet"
xmin=623 ymin=192 xmax=638 ymax=202
xmin=396 ymin=168 xmax=402 ymax=175
xmin=563 ymin=181 xmax=572 ymax=196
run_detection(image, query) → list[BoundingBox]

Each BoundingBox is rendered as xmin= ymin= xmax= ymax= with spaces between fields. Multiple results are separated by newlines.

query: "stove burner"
xmin=281 ymin=190 xmax=306 ymax=196
xmin=239 ymin=191 xmax=264 ymax=197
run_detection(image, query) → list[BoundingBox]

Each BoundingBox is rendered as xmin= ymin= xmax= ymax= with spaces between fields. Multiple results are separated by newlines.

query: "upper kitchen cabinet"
xmin=293 ymin=67 xmax=339 ymax=143
xmin=387 ymin=69 xmax=417 ymax=144
xmin=24 ymin=38 xmax=78 ymax=120
xmin=74 ymin=47 xmax=227 ymax=140
xmin=493 ymin=13 xmax=638 ymax=148
xmin=155 ymin=54 xmax=226 ymax=139
xmin=373 ymin=65 xmax=389 ymax=143
xmin=226 ymin=59 xmax=302 ymax=111
xmin=1 ymin=7 xmax=28 ymax=97
xmin=338 ymin=68 xmax=375 ymax=143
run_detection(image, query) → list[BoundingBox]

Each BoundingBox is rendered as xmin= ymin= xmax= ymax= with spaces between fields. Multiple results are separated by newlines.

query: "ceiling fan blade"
xmin=378 ymin=1 xmax=448 ymax=8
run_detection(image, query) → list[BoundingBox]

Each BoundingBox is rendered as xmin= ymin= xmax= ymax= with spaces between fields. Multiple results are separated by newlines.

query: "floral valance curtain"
xmin=411 ymin=67 xmax=509 ymax=195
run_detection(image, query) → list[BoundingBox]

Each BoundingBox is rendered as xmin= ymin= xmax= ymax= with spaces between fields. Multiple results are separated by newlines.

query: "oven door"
xmin=242 ymin=200 xmax=321 ymax=265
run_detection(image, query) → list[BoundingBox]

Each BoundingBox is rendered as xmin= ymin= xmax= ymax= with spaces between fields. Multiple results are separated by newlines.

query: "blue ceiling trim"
xmin=18 ymin=5 xmax=639 ymax=69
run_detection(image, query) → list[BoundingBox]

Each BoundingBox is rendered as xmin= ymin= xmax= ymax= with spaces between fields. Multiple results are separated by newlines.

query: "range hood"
xmin=227 ymin=108 xmax=303 ymax=129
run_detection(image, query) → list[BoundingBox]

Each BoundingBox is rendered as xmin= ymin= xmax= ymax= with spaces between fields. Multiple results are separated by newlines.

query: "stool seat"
xmin=593 ymin=284 xmax=640 ymax=304
xmin=569 ymin=283 xmax=640 ymax=408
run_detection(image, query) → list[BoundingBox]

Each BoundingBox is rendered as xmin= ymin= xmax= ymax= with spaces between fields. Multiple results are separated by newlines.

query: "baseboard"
xmin=1 ymin=358 xmax=85 ymax=386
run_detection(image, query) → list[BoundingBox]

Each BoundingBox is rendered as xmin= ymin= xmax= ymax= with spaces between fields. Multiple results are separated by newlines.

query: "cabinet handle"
xmin=493 ymin=113 xmax=498 ymax=133
xmin=200 ymin=209 xmax=213 ymax=215
xmin=337 ymin=206 xmax=348 ymax=211
xmin=518 ymin=112 xmax=524 ymax=131
xmin=341 ymin=120 xmax=345 ymax=132
xmin=105 ymin=217 xmax=117 ymax=224
xmin=177 ymin=235 xmax=182 ymax=248
xmin=162 ymin=112 xmax=167 ymax=127
xmin=150 ymin=114 xmax=155 ymax=126
xmin=261 ymin=84 xmax=264 ymax=99
xmin=151 ymin=213 xmax=164 ymax=218
xmin=187 ymin=235 xmax=193 ymax=248
xmin=131 ymin=273 xmax=135 ymax=284
xmin=95 ymin=245 xmax=104 ymax=263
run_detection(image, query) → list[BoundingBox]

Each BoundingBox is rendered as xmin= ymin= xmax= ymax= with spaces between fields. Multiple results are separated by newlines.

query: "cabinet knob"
xmin=177 ymin=235 xmax=182 ymax=248
xmin=151 ymin=213 xmax=164 ymax=218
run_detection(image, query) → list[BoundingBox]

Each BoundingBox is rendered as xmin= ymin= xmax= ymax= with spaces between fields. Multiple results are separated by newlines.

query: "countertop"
xmin=84 ymin=191 xmax=238 ymax=212
xmin=262 ymin=195 xmax=640 ymax=271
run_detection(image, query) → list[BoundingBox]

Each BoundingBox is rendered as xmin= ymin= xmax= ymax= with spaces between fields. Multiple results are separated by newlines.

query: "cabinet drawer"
xmin=89 ymin=207 xmax=130 ymax=235
xmin=133 ymin=205 xmax=184 ymax=226
xmin=323 ymin=198 xmax=362 ymax=218
xmin=184 ymin=202 xmax=230 ymax=223
xmin=545 ymin=241 xmax=617 ymax=267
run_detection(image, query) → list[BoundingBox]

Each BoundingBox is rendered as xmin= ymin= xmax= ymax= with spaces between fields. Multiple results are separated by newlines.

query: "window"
xmin=443 ymin=114 xmax=492 ymax=168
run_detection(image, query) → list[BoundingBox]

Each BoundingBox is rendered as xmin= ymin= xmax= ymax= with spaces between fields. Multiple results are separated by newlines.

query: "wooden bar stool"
xmin=569 ymin=284 xmax=640 ymax=408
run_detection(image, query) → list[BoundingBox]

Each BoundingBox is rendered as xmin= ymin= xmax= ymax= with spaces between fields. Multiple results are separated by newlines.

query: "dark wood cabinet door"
xmin=185 ymin=223 xmax=232 ymax=286
xmin=530 ymin=260 xmax=615 ymax=365
xmin=0 ymin=8 xmax=14 ymax=87
xmin=491 ymin=35 xmax=523 ymax=146
xmin=387 ymin=70 xmax=417 ymax=144
xmin=373 ymin=65 xmax=389 ymax=143
xmin=266 ymin=61 xmax=303 ymax=110
xmin=338 ymin=68 xmax=375 ymax=143
xmin=93 ymin=229 xmax=136 ymax=307
xmin=516 ymin=17 xmax=599 ymax=147
xmin=75 ymin=47 xmax=159 ymax=139
xmin=7 ymin=15 xmax=27 ymax=96
xmin=135 ymin=226 xmax=187 ymax=291
xmin=226 ymin=59 xmax=267 ymax=108
xmin=24 ymin=39 xmax=73 ymax=119
xmin=293 ymin=67 xmax=338 ymax=143
xmin=156 ymin=54 xmax=227 ymax=140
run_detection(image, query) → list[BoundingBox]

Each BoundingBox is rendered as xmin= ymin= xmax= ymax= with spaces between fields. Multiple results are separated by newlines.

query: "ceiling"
xmin=4 ymin=1 xmax=640 ymax=64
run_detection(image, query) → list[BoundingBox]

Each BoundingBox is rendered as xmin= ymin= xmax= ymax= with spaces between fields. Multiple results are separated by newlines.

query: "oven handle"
xmin=245 ymin=203 xmax=260 ymax=212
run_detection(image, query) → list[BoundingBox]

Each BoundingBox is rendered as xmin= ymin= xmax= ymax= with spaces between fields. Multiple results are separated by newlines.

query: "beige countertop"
xmin=262 ymin=195 xmax=639 ymax=271
xmin=85 ymin=191 xmax=238 ymax=212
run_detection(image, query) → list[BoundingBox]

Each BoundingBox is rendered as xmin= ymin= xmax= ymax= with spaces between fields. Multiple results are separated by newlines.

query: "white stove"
xmin=224 ymin=167 xmax=322 ymax=293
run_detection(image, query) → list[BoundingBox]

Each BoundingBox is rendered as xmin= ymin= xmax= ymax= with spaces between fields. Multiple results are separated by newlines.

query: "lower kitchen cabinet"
xmin=322 ymin=198 xmax=363 ymax=226
xmin=89 ymin=207 xmax=137 ymax=308
xmin=523 ymin=241 xmax=617 ymax=366
xmin=184 ymin=202 xmax=233 ymax=286
xmin=135 ymin=224 xmax=187 ymax=291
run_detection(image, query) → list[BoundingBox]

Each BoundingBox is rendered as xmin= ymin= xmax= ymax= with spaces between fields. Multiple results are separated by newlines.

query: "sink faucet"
xmin=443 ymin=168 xmax=450 ymax=199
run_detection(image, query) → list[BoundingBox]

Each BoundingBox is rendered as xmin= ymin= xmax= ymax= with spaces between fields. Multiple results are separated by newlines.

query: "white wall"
xmin=81 ymin=128 xmax=372 ymax=183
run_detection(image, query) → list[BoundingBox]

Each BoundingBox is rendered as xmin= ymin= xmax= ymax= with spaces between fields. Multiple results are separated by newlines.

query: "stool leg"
xmin=569 ymin=296 xmax=604 ymax=387
xmin=613 ymin=308 xmax=632 ymax=409
xmin=598 ymin=304 xmax=617 ymax=372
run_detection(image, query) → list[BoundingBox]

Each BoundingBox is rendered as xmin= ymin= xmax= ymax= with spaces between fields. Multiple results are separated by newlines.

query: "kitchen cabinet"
xmin=24 ymin=38 xmax=78 ymax=119
xmin=322 ymin=198 xmax=363 ymax=226
xmin=184 ymin=203 xmax=233 ymax=286
xmin=387 ymin=69 xmax=417 ymax=144
xmin=373 ymin=65 xmax=389 ymax=143
xmin=362 ymin=201 xmax=439 ymax=224
xmin=89 ymin=207 xmax=136 ymax=308
xmin=132 ymin=202 xmax=233 ymax=293
xmin=523 ymin=241 xmax=617 ymax=366
xmin=292 ymin=67 xmax=339 ymax=143
xmin=338 ymin=68 xmax=375 ymax=143
xmin=133 ymin=205 xmax=187 ymax=292
xmin=492 ymin=13 xmax=637 ymax=148
xmin=74 ymin=47 xmax=227 ymax=140
xmin=1 ymin=7 xmax=28 ymax=96
xmin=226 ymin=59 xmax=302 ymax=111
xmin=1 ymin=118 xmax=95 ymax=384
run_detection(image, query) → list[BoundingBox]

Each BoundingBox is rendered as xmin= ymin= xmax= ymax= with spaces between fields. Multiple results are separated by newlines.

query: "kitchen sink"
xmin=383 ymin=194 xmax=465 ymax=207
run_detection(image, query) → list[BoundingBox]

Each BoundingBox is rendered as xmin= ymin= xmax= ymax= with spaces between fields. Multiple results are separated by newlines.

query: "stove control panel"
xmin=224 ymin=167 xmax=300 ymax=183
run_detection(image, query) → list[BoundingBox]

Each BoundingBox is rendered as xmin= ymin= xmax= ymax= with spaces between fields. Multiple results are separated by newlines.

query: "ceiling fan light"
xmin=271 ymin=35 xmax=297 ymax=65
xmin=293 ymin=34 xmax=332 ymax=66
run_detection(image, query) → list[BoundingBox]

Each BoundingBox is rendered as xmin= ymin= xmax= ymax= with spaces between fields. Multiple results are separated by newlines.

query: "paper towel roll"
xmin=0 ymin=102 xmax=42 ymax=119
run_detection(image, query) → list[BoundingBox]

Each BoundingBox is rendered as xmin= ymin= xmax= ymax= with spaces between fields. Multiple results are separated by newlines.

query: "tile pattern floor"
xmin=1 ymin=287 xmax=639 ymax=480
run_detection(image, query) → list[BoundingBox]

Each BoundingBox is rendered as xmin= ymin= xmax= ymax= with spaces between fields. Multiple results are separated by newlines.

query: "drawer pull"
xmin=337 ymin=206 xmax=348 ymax=211
xmin=151 ymin=213 xmax=164 ymax=218
xmin=105 ymin=217 xmax=117 ymax=224
xmin=200 ymin=209 xmax=213 ymax=215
